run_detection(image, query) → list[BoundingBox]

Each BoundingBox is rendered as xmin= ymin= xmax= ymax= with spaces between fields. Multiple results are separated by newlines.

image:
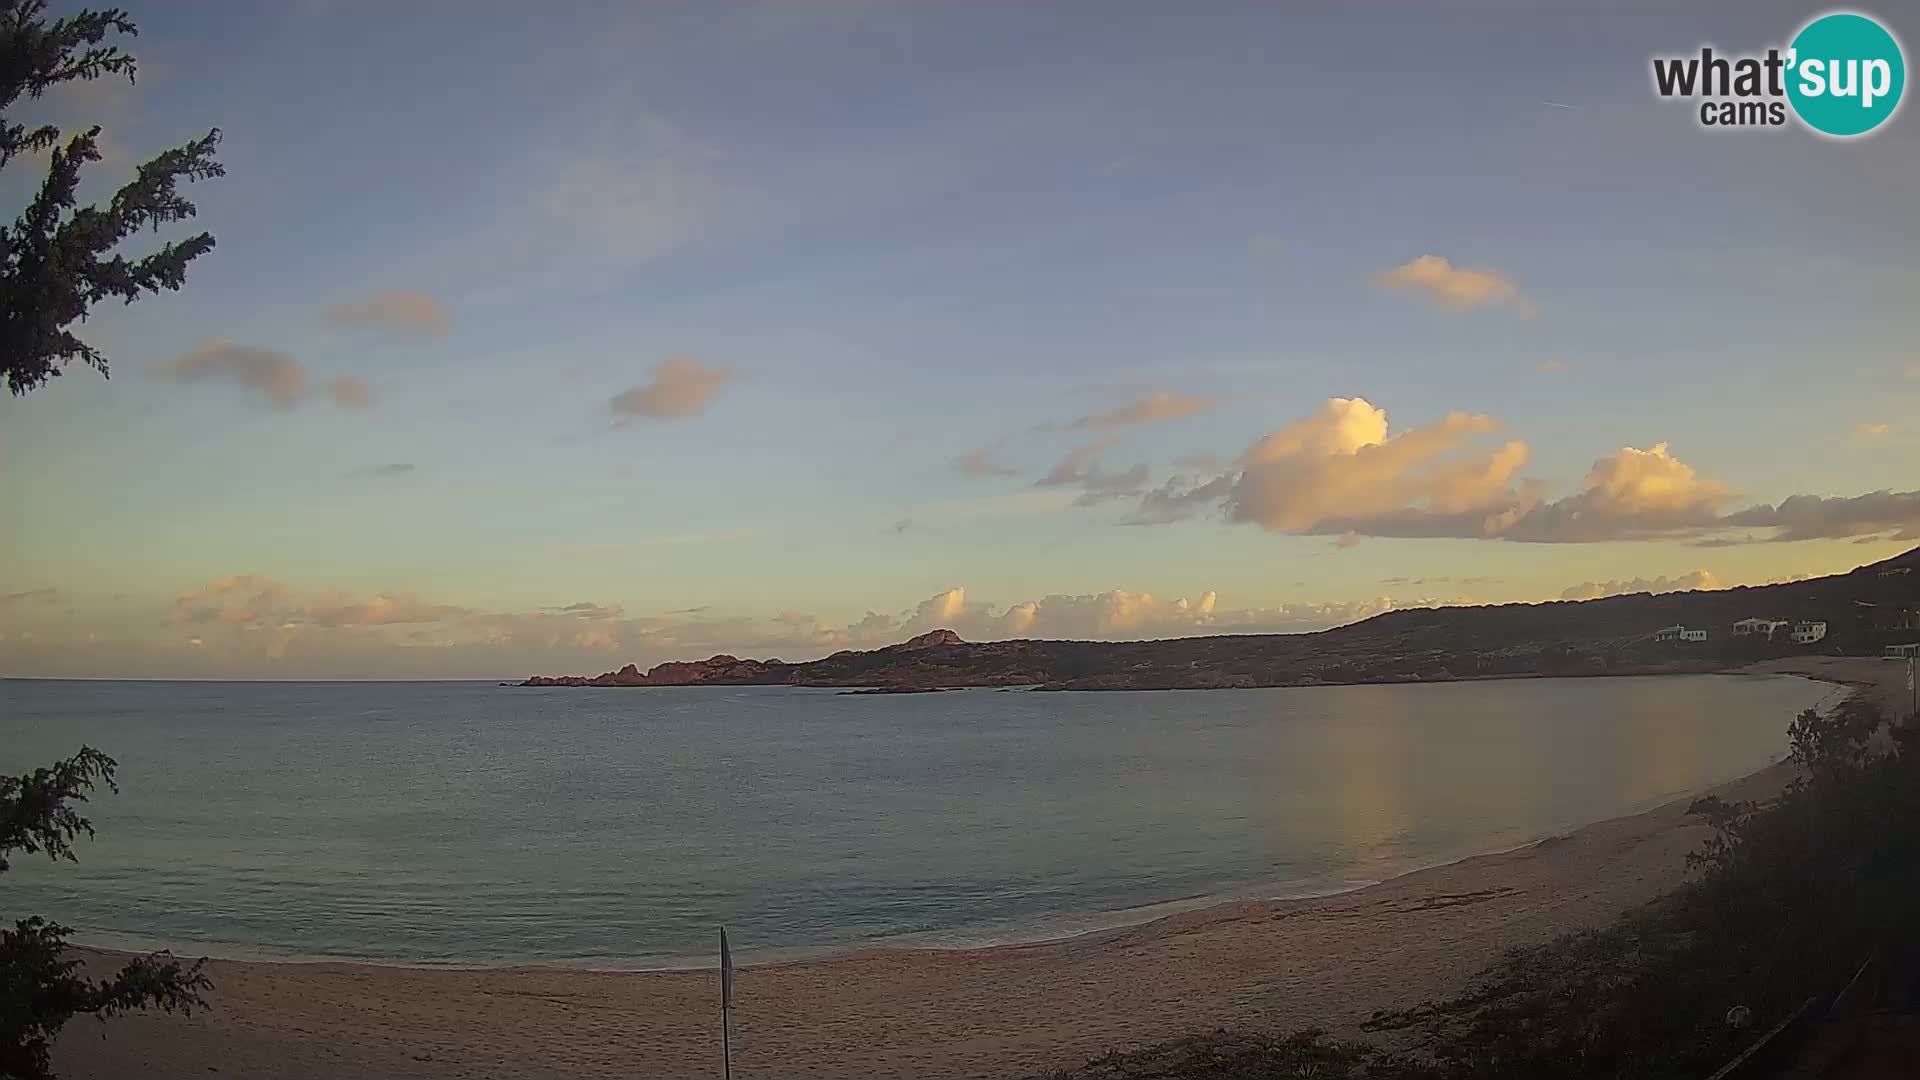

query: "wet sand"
xmin=51 ymin=658 xmax=1909 ymax=1080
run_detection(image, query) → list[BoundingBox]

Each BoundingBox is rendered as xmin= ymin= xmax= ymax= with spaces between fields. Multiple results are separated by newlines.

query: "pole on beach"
xmin=720 ymin=926 xmax=734 ymax=1080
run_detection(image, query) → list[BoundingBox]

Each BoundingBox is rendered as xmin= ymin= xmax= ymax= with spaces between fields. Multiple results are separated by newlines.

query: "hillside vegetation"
xmin=526 ymin=547 xmax=1920 ymax=689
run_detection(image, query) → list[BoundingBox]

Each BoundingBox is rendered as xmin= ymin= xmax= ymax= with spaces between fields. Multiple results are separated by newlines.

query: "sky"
xmin=2 ymin=1 xmax=1918 ymax=679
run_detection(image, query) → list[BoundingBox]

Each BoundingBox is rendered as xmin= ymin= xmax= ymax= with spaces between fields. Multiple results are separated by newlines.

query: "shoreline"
xmin=51 ymin=658 xmax=1905 ymax=1080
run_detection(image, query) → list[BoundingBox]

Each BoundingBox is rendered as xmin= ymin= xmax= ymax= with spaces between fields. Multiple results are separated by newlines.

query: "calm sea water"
xmin=0 ymin=674 xmax=1833 ymax=968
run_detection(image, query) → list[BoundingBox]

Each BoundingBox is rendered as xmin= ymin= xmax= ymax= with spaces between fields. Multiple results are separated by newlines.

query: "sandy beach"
xmin=49 ymin=658 xmax=1912 ymax=1080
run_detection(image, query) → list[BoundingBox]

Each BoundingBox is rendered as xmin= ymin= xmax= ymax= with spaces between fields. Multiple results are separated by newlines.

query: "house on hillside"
xmin=1880 ymin=566 xmax=1912 ymax=578
xmin=1732 ymin=617 xmax=1790 ymax=639
xmin=1790 ymin=620 xmax=1828 ymax=645
xmin=1656 ymin=624 xmax=1708 ymax=643
xmin=1886 ymin=643 xmax=1920 ymax=659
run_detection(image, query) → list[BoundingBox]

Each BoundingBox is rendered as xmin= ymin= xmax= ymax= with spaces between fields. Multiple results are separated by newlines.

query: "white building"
xmin=1732 ymin=617 xmax=1790 ymax=639
xmin=1656 ymin=625 xmax=1708 ymax=643
xmin=1790 ymin=620 xmax=1828 ymax=645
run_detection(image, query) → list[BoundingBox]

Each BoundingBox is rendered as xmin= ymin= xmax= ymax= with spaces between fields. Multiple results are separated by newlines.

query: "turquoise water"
xmin=0 ymin=674 xmax=1833 ymax=967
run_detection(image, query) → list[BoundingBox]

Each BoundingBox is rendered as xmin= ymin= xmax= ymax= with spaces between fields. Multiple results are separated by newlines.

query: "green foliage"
xmin=0 ymin=0 xmax=222 ymax=396
xmin=1 ymin=747 xmax=211 ymax=1080
xmin=1051 ymin=699 xmax=1918 ymax=1080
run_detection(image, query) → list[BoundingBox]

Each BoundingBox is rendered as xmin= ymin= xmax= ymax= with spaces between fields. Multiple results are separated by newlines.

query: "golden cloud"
xmin=1374 ymin=255 xmax=1528 ymax=313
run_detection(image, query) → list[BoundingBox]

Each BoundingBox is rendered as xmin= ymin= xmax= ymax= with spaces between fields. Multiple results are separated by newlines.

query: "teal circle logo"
xmin=1787 ymin=12 xmax=1905 ymax=137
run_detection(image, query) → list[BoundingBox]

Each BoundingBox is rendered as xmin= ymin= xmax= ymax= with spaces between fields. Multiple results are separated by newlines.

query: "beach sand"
xmin=50 ymin=658 xmax=1912 ymax=1080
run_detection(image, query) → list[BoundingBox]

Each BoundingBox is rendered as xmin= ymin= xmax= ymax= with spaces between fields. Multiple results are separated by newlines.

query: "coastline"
xmin=51 ymin=658 xmax=1905 ymax=1080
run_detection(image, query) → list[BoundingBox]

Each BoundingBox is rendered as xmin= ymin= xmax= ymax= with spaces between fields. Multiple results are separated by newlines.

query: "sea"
xmin=0 ymin=673 xmax=1835 ymax=968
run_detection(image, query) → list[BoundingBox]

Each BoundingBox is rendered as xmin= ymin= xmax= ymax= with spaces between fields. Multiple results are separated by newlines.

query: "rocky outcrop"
xmin=892 ymin=629 xmax=964 ymax=651
xmin=522 ymin=655 xmax=789 ymax=687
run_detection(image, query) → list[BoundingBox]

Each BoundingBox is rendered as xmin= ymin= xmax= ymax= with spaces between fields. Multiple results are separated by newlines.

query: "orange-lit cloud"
xmin=1116 ymin=398 xmax=1796 ymax=543
xmin=1224 ymin=398 xmax=1534 ymax=534
xmin=1374 ymin=254 xmax=1528 ymax=313
xmin=1126 ymin=399 xmax=1915 ymax=544
xmin=149 ymin=340 xmax=309 ymax=409
xmin=328 ymin=375 xmax=377 ymax=411
xmin=1501 ymin=443 xmax=1734 ymax=542
xmin=149 ymin=339 xmax=374 ymax=413
xmin=610 ymin=355 xmax=736 ymax=423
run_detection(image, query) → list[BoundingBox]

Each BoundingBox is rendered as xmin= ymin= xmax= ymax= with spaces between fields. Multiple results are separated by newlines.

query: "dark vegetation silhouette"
xmin=1 ymin=0 xmax=222 ymax=396
xmin=1 ymin=750 xmax=211 ymax=1079
xmin=1046 ymin=696 xmax=1917 ymax=1079
xmin=2 ymin=2 xmax=219 ymax=1075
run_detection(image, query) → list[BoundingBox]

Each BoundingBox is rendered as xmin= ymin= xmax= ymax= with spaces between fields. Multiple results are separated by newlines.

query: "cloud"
xmin=1374 ymin=255 xmax=1528 ymax=314
xmin=148 ymin=339 xmax=373 ymax=413
xmin=1853 ymin=422 xmax=1892 ymax=438
xmin=1560 ymin=570 xmax=1724 ymax=601
xmin=328 ymin=375 xmax=376 ymax=411
xmin=1128 ymin=473 xmax=1236 ymax=525
xmin=1065 ymin=391 xmax=1218 ymax=430
xmin=357 ymin=463 xmax=416 ymax=477
xmin=889 ymin=518 xmax=914 ymax=535
xmin=302 ymin=591 xmax=470 ymax=627
xmin=1036 ymin=439 xmax=1150 ymax=500
xmin=1537 ymin=358 xmax=1572 ymax=373
xmin=809 ymin=585 xmax=1410 ymax=648
xmin=322 ymin=290 xmax=451 ymax=339
xmin=0 ymin=587 xmax=62 ymax=606
xmin=1127 ymin=398 xmax=1915 ymax=545
xmin=610 ymin=356 xmax=736 ymax=424
xmin=953 ymin=443 xmax=1019 ymax=478
xmin=1223 ymin=398 xmax=1535 ymax=536
xmin=1497 ymin=443 xmax=1735 ymax=542
xmin=1721 ymin=491 xmax=1920 ymax=542
xmin=552 ymin=602 xmax=624 ymax=619
xmin=169 ymin=575 xmax=470 ymax=630
xmin=149 ymin=340 xmax=309 ymax=409
xmin=1118 ymin=398 xmax=1760 ymax=544
xmin=169 ymin=575 xmax=297 ymax=627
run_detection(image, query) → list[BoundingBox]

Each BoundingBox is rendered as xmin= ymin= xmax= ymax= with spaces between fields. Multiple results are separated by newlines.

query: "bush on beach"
xmin=1048 ymin=696 xmax=1918 ymax=1080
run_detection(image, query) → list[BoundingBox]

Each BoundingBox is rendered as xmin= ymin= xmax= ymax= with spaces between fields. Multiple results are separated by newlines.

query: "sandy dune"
xmin=51 ymin=659 xmax=1911 ymax=1079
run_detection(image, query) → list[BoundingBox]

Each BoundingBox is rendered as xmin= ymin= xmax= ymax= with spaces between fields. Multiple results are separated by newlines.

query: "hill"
xmin=522 ymin=547 xmax=1920 ymax=690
